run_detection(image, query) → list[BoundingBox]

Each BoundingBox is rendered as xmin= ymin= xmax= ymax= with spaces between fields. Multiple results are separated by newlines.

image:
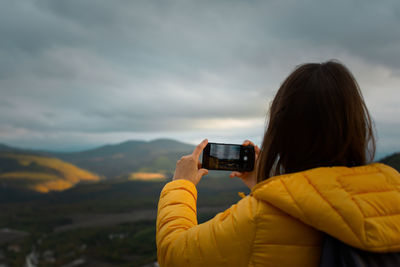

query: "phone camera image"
xmin=210 ymin=144 xmax=240 ymax=160
xmin=202 ymin=142 xmax=255 ymax=172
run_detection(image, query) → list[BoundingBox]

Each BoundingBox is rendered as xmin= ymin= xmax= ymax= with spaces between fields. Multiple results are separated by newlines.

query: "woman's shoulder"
xmin=248 ymin=163 xmax=400 ymax=251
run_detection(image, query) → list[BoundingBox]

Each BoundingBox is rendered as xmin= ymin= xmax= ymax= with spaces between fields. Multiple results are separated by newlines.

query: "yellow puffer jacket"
xmin=156 ymin=163 xmax=400 ymax=267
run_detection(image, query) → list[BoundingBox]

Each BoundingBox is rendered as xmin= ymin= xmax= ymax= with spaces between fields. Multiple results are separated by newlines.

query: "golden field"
xmin=128 ymin=172 xmax=167 ymax=181
xmin=0 ymin=153 xmax=100 ymax=193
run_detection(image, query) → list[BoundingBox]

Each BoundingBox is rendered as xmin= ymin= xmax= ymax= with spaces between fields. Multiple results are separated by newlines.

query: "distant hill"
xmin=0 ymin=153 xmax=100 ymax=193
xmin=380 ymin=153 xmax=400 ymax=172
xmin=46 ymin=142 xmax=400 ymax=178
xmin=0 ymin=139 xmax=195 ymax=180
xmin=48 ymin=139 xmax=195 ymax=179
xmin=0 ymin=139 xmax=196 ymax=193
xmin=52 ymin=140 xmax=399 ymax=179
xmin=0 ymin=143 xmax=21 ymax=152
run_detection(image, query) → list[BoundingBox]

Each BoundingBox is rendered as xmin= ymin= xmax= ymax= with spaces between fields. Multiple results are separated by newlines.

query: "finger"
xmin=242 ymin=140 xmax=256 ymax=147
xmin=198 ymin=168 xmax=209 ymax=177
xmin=242 ymin=140 xmax=259 ymax=159
xmin=198 ymin=162 xmax=202 ymax=169
xmin=177 ymin=155 xmax=189 ymax=164
xmin=229 ymin=171 xmax=243 ymax=178
xmin=192 ymin=139 xmax=208 ymax=159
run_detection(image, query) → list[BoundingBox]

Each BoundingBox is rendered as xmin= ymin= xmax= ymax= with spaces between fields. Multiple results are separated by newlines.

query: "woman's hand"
xmin=229 ymin=140 xmax=260 ymax=190
xmin=173 ymin=139 xmax=209 ymax=186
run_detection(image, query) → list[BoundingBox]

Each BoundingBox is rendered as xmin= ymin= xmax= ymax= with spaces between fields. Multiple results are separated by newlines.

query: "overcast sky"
xmin=0 ymin=0 xmax=399 ymax=159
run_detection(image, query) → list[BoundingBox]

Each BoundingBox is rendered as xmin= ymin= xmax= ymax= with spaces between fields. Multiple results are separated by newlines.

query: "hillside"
xmin=1 ymin=139 xmax=399 ymax=193
xmin=380 ymin=152 xmax=400 ymax=171
xmin=0 ymin=153 xmax=100 ymax=193
xmin=48 ymin=139 xmax=195 ymax=179
xmin=0 ymin=143 xmax=21 ymax=152
xmin=0 ymin=139 xmax=196 ymax=192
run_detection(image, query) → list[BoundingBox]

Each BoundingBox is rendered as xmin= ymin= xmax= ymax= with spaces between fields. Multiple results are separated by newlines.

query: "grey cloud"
xmin=262 ymin=0 xmax=400 ymax=69
xmin=0 ymin=1 xmax=82 ymax=55
xmin=0 ymin=0 xmax=399 ymax=154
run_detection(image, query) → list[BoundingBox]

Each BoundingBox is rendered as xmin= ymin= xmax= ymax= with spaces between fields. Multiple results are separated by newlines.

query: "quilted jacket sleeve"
xmin=156 ymin=179 xmax=258 ymax=267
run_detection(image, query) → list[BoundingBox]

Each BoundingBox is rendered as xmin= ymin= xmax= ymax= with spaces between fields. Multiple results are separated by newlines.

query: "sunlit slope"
xmin=0 ymin=153 xmax=100 ymax=193
xmin=127 ymin=172 xmax=167 ymax=181
xmin=52 ymin=139 xmax=195 ymax=179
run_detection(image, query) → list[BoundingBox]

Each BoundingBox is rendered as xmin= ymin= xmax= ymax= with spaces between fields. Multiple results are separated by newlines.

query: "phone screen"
xmin=210 ymin=144 xmax=240 ymax=160
xmin=202 ymin=143 xmax=254 ymax=172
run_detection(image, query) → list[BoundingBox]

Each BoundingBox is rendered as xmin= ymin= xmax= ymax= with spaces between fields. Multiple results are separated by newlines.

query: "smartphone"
xmin=202 ymin=142 xmax=255 ymax=172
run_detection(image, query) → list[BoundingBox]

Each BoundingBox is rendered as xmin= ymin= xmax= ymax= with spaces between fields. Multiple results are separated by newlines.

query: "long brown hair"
xmin=256 ymin=61 xmax=375 ymax=182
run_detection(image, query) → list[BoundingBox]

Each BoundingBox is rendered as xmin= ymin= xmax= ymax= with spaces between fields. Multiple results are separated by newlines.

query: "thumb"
xmin=198 ymin=168 xmax=209 ymax=177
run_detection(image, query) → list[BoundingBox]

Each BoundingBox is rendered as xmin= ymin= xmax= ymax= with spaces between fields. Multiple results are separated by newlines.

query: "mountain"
xmin=0 ymin=143 xmax=21 ymax=152
xmin=0 ymin=139 xmax=195 ymax=180
xmin=3 ymin=137 xmax=398 ymax=191
xmin=380 ymin=152 xmax=400 ymax=172
xmin=48 ymin=139 xmax=195 ymax=179
xmin=0 ymin=153 xmax=100 ymax=193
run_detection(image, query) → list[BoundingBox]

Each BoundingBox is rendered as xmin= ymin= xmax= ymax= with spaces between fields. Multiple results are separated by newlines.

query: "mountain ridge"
xmin=0 ymin=138 xmax=194 ymax=154
xmin=1 ymin=139 xmax=399 ymax=194
xmin=48 ymin=139 xmax=195 ymax=178
xmin=0 ymin=139 xmax=195 ymax=187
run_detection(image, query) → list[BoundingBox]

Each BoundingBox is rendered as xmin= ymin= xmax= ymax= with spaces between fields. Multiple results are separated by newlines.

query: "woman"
xmin=156 ymin=61 xmax=400 ymax=267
